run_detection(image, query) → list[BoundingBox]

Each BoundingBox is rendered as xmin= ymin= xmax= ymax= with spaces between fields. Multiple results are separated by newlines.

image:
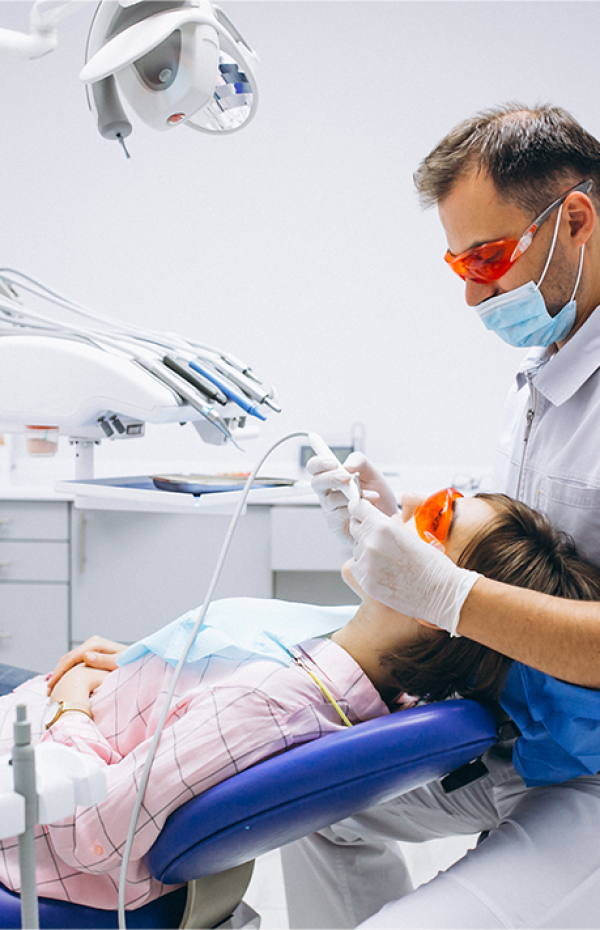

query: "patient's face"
xmin=341 ymin=495 xmax=495 ymax=603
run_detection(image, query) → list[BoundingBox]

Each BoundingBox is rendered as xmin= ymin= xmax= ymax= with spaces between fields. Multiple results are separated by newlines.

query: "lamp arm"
xmin=0 ymin=0 xmax=85 ymax=60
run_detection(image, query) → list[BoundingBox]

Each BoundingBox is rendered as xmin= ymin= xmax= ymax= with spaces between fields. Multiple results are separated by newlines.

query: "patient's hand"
xmin=47 ymin=636 xmax=126 ymax=695
xmin=49 ymin=663 xmax=111 ymax=708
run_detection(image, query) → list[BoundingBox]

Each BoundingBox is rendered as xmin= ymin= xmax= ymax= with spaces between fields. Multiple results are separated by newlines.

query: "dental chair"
xmin=0 ymin=698 xmax=500 ymax=929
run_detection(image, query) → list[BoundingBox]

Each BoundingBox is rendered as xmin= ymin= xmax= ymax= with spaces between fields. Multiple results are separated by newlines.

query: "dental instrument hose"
xmin=0 ymin=268 xmax=280 ymax=421
xmin=117 ymin=431 xmax=314 ymax=929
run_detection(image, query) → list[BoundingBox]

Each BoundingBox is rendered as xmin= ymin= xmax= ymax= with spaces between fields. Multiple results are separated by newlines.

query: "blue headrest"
xmin=147 ymin=699 xmax=497 ymax=884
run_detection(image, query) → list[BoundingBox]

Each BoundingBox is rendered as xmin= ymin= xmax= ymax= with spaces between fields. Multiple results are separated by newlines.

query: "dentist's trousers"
xmin=281 ymin=746 xmax=600 ymax=928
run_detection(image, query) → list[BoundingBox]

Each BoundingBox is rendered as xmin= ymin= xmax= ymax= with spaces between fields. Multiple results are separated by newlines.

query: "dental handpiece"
xmin=308 ymin=432 xmax=361 ymax=501
xmin=136 ymin=357 xmax=235 ymax=444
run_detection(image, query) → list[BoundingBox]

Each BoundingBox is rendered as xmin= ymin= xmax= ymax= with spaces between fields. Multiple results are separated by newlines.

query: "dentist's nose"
xmin=465 ymin=278 xmax=497 ymax=307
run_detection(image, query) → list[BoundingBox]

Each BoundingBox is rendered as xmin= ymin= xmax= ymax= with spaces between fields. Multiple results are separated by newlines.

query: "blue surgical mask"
xmin=475 ymin=207 xmax=585 ymax=348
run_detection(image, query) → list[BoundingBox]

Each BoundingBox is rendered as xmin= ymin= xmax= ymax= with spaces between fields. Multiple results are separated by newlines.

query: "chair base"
xmin=181 ymin=861 xmax=255 ymax=928
xmin=216 ymin=900 xmax=260 ymax=929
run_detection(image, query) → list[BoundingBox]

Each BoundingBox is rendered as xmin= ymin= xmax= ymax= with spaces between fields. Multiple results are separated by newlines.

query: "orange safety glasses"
xmin=414 ymin=487 xmax=463 ymax=548
xmin=444 ymin=179 xmax=593 ymax=284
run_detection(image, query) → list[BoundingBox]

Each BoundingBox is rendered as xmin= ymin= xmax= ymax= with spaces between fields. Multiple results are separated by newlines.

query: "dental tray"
xmin=152 ymin=474 xmax=295 ymax=496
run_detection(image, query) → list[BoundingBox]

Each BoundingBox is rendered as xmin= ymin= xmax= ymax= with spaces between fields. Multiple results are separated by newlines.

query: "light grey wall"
xmin=0 ymin=1 xmax=597 ymax=481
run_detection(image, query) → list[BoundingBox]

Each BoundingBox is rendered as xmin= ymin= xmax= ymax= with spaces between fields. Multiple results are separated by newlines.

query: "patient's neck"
xmin=332 ymin=602 xmax=424 ymax=705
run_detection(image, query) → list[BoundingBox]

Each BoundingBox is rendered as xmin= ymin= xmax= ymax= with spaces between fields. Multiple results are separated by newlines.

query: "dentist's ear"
xmin=565 ymin=189 xmax=596 ymax=246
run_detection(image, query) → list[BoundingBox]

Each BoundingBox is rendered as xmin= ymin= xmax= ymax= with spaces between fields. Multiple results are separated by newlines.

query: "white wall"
xmin=0 ymin=1 xmax=597 ymax=484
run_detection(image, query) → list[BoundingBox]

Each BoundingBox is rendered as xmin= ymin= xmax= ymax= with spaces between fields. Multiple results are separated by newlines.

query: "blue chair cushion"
xmin=0 ymin=699 xmax=497 ymax=926
xmin=0 ymin=882 xmax=187 ymax=928
xmin=147 ymin=699 xmax=498 ymax=883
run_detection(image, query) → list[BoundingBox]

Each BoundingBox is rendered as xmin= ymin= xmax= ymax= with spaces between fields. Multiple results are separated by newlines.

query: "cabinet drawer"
xmin=0 ymin=541 xmax=69 ymax=582
xmin=0 ymin=584 xmax=69 ymax=671
xmin=0 ymin=501 xmax=69 ymax=541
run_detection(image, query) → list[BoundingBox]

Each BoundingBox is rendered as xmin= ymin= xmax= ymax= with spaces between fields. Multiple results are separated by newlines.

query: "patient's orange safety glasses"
xmin=414 ymin=487 xmax=463 ymax=547
xmin=444 ymin=179 xmax=593 ymax=284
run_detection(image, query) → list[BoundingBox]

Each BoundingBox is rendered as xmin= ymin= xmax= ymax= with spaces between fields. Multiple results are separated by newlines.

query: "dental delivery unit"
xmin=0 ymin=269 xmax=280 ymax=477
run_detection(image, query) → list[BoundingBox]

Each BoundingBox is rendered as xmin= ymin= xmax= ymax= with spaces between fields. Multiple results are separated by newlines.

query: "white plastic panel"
xmin=35 ymin=744 xmax=107 ymax=822
xmin=0 ymin=335 xmax=179 ymax=429
xmin=0 ymin=757 xmax=25 ymax=839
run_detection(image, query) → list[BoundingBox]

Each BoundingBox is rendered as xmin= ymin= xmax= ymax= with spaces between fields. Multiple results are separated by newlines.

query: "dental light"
xmin=0 ymin=0 xmax=258 ymax=157
xmin=82 ymin=0 xmax=259 ymax=155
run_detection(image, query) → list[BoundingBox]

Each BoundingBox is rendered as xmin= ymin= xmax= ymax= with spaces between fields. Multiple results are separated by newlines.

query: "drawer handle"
xmin=0 ymin=561 xmax=11 ymax=568
xmin=0 ymin=632 xmax=12 ymax=640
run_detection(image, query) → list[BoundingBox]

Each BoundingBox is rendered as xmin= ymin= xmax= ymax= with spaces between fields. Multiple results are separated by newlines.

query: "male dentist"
xmin=282 ymin=104 xmax=600 ymax=929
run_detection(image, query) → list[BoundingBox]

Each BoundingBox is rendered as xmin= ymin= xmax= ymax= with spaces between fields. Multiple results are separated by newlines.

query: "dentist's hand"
xmin=348 ymin=498 xmax=481 ymax=636
xmin=308 ymin=452 xmax=398 ymax=542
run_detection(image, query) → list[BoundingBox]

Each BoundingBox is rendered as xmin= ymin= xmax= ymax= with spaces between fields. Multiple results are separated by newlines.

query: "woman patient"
xmin=0 ymin=489 xmax=599 ymax=911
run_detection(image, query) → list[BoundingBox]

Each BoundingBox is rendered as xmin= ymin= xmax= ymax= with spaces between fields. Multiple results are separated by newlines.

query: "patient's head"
xmin=368 ymin=491 xmax=600 ymax=703
xmin=458 ymin=493 xmax=600 ymax=599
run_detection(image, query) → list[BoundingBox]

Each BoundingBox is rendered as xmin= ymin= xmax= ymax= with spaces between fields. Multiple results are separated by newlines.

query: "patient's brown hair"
xmin=382 ymin=493 xmax=600 ymax=704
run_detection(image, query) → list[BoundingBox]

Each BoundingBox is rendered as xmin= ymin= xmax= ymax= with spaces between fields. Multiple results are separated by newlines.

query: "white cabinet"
xmin=70 ymin=503 xmax=356 ymax=646
xmin=0 ymin=495 xmax=354 ymax=670
xmin=271 ymin=507 xmax=352 ymax=571
xmin=70 ymin=507 xmax=272 ymax=645
xmin=270 ymin=506 xmax=359 ymax=606
xmin=0 ymin=500 xmax=70 ymax=671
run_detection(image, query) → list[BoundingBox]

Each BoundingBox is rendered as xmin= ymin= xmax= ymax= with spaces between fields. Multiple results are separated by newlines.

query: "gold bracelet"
xmin=44 ymin=701 xmax=92 ymax=730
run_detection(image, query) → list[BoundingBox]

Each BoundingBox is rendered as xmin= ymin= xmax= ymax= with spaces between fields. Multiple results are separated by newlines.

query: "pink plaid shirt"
xmin=0 ymin=638 xmax=387 ymax=910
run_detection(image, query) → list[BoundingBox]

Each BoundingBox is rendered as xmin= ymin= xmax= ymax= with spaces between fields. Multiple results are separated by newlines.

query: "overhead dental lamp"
xmin=0 ymin=0 xmax=259 ymax=157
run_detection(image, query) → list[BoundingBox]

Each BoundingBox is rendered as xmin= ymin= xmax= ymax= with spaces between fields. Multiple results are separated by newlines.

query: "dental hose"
xmin=117 ymin=431 xmax=313 ymax=929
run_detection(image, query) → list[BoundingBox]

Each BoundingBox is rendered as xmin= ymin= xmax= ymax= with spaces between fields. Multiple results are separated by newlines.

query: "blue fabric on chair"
xmin=0 ymin=698 xmax=497 ymax=927
xmin=0 ymin=663 xmax=37 ymax=696
xmin=147 ymin=699 xmax=498 ymax=883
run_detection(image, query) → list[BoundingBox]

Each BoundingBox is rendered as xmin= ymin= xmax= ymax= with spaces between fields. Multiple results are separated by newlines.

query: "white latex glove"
xmin=307 ymin=452 xmax=398 ymax=542
xmin=348 ymin=498 xmax=481 ymax=636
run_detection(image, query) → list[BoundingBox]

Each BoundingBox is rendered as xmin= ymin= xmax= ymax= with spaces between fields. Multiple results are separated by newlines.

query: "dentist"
xmin=282 ymin=104 xmax=600 ymax=928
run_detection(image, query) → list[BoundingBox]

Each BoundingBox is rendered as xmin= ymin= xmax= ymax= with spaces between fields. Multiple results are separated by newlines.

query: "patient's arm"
xmin=47 ymin=635 xmax=126 ymax=694
xmin=40 ymin=653 xmax=337 ymax=877
xmin=49 ymin=663 xmax=111 ymax=711
xmin=459 ymin=577 xmax=600 ymax=688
